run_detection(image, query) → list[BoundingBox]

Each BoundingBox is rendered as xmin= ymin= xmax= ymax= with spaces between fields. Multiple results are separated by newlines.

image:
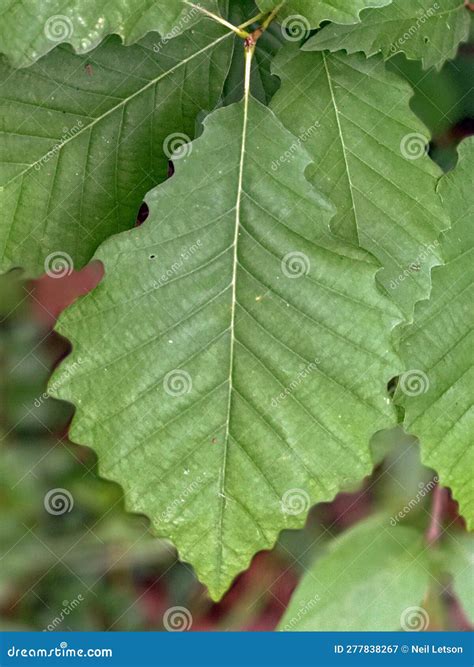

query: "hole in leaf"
xmin=135 ymin=202 xmax=149 ymax=226
xmin=387 ymin=376 xmax=398 ymax=398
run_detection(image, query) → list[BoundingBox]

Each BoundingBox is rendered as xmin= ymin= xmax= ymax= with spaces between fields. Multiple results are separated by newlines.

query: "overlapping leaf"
xmin=50 ymin=92 xmax=401 ymax=599
xmin=0 ymin=22 xmax=232 ymax=277
xmin=278 ymin=517 xmax=431 ymax=630
xmin=270 ymin=46 xmax=448 ymax=316
xmin=443 ymin=533 xmax=474 ymax=621
xmin=0 ymin=0 xmax=222 ymax=67
xmin=306 ymin=0 xmax=470 ymax=71
xmin=256 ymin=0 xmax=392 ymax=28
xmin=396 ymin=138 xmax=474 ymax=528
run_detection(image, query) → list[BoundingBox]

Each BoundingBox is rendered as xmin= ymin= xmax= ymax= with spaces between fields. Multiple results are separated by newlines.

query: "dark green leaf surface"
xmin=0 ymin=23 xmax=232 ymax=276
xmin=270 ymin=46 xmax=448 ymax=316
xmin=397 ymin=138 xmax=474 ymax=528
xmin=305 ymin=0 xmax=470 ymax=71
xmin=50 ymin=95 xmax=401 ymax=599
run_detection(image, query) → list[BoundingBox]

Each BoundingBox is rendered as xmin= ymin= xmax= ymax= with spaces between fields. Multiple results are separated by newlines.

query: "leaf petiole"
xmin=183 ymin=1 xmax=251 ymax=38
xmin=261 ymin=1 xmax=286 ymax=31
xmin=183 ymin=0 xmax=286 ymax=43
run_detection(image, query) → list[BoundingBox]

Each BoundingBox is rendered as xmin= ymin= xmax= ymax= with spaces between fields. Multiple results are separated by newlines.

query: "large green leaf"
xmin=256 ymin=0 xmax=392 ymax=28
xmin=270 ymin=46 xmax=448 ymax=316
xmin=50 ymin=90 xmax=401 ymax=599
xmin=305 ymin=0 xmax=470 ymax=71
xmin=0 ymin=0 xmax=222 ymax=67
xmin=278 ymin=516 xmax=431 ymax=630
xmin=397 ymin=138 xmax=474 ymax=528
xmin=0 ymin=22 xmax=232 ymax=277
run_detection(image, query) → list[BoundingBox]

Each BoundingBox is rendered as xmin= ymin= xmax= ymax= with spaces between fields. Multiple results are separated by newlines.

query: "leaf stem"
xmin=244 ymin=1 xmax=285 ymax=46
xmin=239 ymin=12 xmax=268 ymax=29
xmin=243 ymin=41 xmax=255 ymax=97
xmin=261 ymin=1 xmax=286 ymax=31
xmin=183 ymin=1 xmax=285 ymax=44
xmin=183 ymin=1 xmax=250 ymax=38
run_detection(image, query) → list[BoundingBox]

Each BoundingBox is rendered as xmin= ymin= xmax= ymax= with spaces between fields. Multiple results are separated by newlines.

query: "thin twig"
xmin=426 ymin=483 xmax=447 ymax=546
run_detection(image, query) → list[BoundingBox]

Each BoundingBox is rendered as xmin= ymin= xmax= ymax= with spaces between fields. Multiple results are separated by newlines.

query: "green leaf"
xmin=305 ymin=0 xmax=470 ymax=71
xmin=443 ymin=533 xmax=474 ymax=622
xmin=278 ymin=516 xmax=431 ymax=630
xmin=270 ymin=46 xmax=449 ymax=316
xmin=0 ymin=23 xmax=232 ymax=277
xmin=256 ymin=0 xmax=392 ymax=28
xmin=397 ymin=137 xmax=474 ymax=528
xmin=50 ymin=92 xmax=401 ymax=600
xmin=0 ymin=0 xmax=222 ymax=67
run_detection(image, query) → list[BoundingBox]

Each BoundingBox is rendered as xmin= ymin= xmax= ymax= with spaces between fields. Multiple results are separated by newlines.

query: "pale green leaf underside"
xmin=398 ymin=138 xmax=474 ymax=529
xmin=51 ymin=97 xmax=401 ymax=599
xmin=270 ymin=46 xmax=448 ymax=316
xmin=256 ymin=0 xmax=392 ymax=27
xmin=278 ymin=516 xmax=431 ymax=630
xmin=0 ymin=0 xmax=220 ymax=67
xmin=305 ymin=0 xmax=470 ymax=71
xmin=0 ymin=23 xmax=232 ymax=277
xmin=443 ymin=533 xmax=474 ymax=621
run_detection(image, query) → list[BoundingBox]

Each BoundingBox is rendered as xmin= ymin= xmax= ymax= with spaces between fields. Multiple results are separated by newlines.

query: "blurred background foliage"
xmin=0 ymin=14 xmax=472 ymax=631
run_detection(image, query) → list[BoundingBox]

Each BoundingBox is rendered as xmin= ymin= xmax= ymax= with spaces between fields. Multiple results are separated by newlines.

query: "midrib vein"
xmin=216 ymin=45 xmax=253 ymax=585
xmin=4 ymin=31 xmax=231 ymax=187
